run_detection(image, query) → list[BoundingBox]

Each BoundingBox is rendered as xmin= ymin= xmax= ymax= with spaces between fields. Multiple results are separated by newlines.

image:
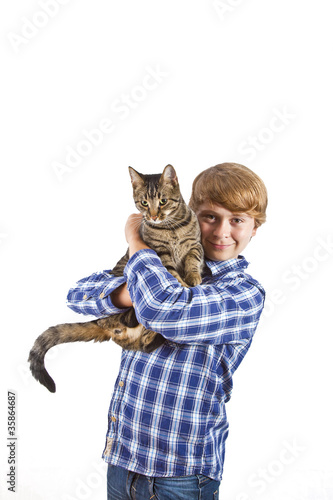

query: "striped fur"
xmin=28 ymin=165 xmax=204 ymax=392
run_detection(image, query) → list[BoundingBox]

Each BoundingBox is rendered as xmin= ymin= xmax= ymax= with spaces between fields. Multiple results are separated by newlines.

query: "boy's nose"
xmin=214 ymin=221 xmax=230 ymax=238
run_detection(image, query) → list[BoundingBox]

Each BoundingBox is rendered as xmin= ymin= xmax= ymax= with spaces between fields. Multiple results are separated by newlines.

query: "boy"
xmin=67 ymin=162 xmax=268 ymax=499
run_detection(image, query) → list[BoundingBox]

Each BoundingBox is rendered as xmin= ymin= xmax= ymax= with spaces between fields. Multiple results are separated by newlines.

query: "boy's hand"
xmin=125 ymin=213 xmax=151 ymax=257
xmin=125 ymin=213 xmax=143 ymax=244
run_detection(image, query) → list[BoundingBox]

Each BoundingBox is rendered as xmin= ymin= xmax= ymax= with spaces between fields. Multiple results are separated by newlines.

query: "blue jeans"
xmin=107 ymin=464 xmax=220 ymax=499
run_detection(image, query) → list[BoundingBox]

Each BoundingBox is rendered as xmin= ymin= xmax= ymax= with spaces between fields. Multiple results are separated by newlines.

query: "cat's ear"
xmin=128 ymin=167 xmax=144 ymax=188
xmin=161 ymin=164 xmax=178 ymax=187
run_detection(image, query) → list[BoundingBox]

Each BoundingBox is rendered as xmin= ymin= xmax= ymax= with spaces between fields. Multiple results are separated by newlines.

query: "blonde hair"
xmin=189 ymin=163 xmax=268 ymax=228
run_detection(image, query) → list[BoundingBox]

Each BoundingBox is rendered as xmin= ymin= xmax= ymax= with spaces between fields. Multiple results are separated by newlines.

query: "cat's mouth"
xmin=147 ymin=218 xmax=163 ymax=224
xmin=144 ymin=215 xmax=166 ymax=225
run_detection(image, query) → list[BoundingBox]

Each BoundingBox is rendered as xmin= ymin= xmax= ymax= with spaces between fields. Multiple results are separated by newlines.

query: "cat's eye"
xmin=141 ymin=200 xmax=148 ymax=207
xmin=159 ymin=199 xmax=167 ymax=206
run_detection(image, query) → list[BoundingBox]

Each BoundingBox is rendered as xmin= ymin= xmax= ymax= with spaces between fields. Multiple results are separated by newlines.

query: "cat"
xmin=28 ymin=165 xmax=204 ymax=393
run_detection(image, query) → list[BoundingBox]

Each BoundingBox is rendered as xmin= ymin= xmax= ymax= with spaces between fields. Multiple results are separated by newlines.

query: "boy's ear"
xmin=251 ymin=227 xmax=257 ymax=238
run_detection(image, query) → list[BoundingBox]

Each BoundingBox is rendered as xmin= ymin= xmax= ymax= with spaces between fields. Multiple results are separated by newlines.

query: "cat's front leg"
xmin=168 ymin=270 xmax=189 ymax=288
xmin=159 ymin=254 xmax=189 ymax=287
xmin=183 ymin=246 xmax=204 ymax=287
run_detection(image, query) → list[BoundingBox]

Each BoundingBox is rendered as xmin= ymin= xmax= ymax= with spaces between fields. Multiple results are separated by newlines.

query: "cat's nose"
xmin=151 ymin=215 xmax=158 ymax=221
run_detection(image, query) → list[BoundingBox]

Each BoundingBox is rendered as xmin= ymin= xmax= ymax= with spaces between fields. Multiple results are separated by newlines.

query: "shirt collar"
xmin=204 ymin=255 xmax=249 ymax=276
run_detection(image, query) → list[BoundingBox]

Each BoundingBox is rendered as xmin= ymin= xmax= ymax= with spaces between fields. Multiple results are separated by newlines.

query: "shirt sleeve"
xmin=66 ymin=270 xmax=129 ymax=317
xmin=124 ymin=249 xmax=265 ymax=345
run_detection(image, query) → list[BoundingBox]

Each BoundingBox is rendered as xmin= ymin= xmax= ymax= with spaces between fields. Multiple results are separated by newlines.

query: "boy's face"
xmin=195 ymin=202 xmax=257 ymax=261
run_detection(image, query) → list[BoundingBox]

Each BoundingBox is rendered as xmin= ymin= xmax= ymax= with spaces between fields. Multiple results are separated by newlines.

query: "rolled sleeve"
xmin=66 ymin=270 xmax=129 ymax=318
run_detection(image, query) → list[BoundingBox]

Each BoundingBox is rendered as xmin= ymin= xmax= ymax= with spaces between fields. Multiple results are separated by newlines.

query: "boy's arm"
xmin=124 ymin=250 xmax=265 ymax=345
xmin=124 ymin=213 xmax=265 ymax=345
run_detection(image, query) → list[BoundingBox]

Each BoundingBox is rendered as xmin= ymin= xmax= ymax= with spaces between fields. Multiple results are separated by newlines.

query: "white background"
xmin=1 ymin=1 xmax=333 ymax=499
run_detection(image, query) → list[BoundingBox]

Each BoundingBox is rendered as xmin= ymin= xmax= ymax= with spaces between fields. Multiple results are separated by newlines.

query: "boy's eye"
xmin=159 ymin=199 xmax=167 ymax=206
xmin=232 ymin=218 xmax=243 ymax=224
xmin=141 ymin=200 xmax=148 ymax=207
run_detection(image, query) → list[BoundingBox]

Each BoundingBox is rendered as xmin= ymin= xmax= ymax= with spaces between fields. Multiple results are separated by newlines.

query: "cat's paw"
xmin=110 ymin=324 xmax=146 ymax=350
xmin=184 ymin=272 xmax=202 ymax=287
xmin=169 ymin=271 xmax=189 ymax=288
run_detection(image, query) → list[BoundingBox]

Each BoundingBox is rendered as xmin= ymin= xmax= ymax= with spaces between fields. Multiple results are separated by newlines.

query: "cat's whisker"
xmin=127 ymin=219 xmax=143 ymax=231
xmin=164 ymin=217 xmax=183 ymax=230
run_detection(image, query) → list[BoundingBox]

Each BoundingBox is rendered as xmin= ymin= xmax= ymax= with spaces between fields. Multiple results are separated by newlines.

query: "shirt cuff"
xmin=67 ymin=272 xmax=130 ymax=317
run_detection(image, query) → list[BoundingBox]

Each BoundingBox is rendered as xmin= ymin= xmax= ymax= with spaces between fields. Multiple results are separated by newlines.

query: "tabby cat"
xmin=28 ymin=165 xmax=204 ymax=392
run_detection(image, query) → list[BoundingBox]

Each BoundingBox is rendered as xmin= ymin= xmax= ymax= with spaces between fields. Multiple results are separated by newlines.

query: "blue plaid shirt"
xmin=67 ymin=249 xmax=265 ymax=481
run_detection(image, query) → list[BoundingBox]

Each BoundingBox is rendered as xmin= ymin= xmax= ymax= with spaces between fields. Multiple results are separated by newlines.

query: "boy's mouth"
xmin=209 ymin=242 xmax=235 ymax=250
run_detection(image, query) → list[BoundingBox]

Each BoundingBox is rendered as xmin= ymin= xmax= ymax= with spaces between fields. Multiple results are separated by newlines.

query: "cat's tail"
xmin=28 ymin=320 xmax=111 ymax=393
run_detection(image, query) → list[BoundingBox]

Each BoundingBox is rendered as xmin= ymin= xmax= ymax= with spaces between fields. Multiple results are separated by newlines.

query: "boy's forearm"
xmin=128 ymin=238 xmax=151 ymax=258
xmin=111 ymin=283 xmax=133 ymax=308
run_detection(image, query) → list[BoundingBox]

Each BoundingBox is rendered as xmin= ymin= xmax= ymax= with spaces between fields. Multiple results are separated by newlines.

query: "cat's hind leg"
xmin=106 ymin=321 xmax=165 ymax=352
xmin=99 ymin=308 xmax=165 ymax=352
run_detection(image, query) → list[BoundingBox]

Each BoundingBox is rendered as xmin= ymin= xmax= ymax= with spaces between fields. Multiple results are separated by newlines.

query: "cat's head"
xmin=129 ymin=165 xmax=182 ymax=224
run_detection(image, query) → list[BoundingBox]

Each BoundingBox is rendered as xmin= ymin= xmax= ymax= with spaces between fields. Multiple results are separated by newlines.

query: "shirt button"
xmin=119 ymin=381 xmax=124 ymax=387
xmin=99 ymin=292 xmax=105 ymax=298
xmin=83 ymin=294 xmax=88 ymax=300
xmin=111 ymin=416 xmax=117 ymax=422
